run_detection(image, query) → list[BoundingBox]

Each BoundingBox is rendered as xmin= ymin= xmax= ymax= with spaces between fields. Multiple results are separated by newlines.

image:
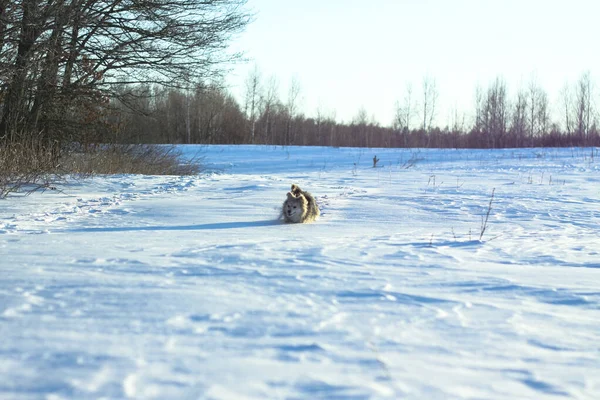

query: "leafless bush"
xmin=60 ymin=144 xmax=202 ymax=176
xmin=479 ymin=188 xmax=496 ymax=240
xmin=1 ymin=142 xmax=201 ymax=199
xmin=0 ymin=140 xmax=64 ymax=199
xmin=402 ymin=151 xmax=424 ymax=169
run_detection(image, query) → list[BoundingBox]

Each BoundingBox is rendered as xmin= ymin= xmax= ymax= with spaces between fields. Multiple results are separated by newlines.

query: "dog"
xmin=282 ymin=184 xmax=320 ymax=223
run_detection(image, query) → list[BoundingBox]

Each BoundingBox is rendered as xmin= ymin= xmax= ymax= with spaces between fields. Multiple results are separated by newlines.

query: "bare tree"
xmin=315 ymin=103 xmax=325 ymax=145
xmin=475 ymin=77 xmax=508 ymax=147
xmin=574 ymin=71 xmax=595 ymax=142
xmin=560 ymin=83 xmax=574 ymax=136
xmin=0 ymin=0 xmax=250 ymax=145
xmin=474 ymin=84 xmax=484 ymax=134
xmin=485 ymin=77 xmax=508 ymax=147
xmin=395 ymin=83 xmax=414 ymax=130
xmin=260 ymin=75 xmax=279 ymax=144
xmin=0 ymin=0 xmax=51 ymax=142
xmin=243 ymin=65 xmax=262 ymax=143
xmin=526 ymin=75 xmax=549 ymax=139
xmin=511 ymin=89 xmax=527 ymax=146
xmin=393 ymin=83 xmax=414 ymax=146
xmin=286 ymin=76 xmax=301 ymax=145
xmin=421 ymin=75 xmax=438 ymax=131
xmin=0 ymin=0 xmax=10 ymax=57
xmin=353 ymin=107 xmax=369 ymax=126
xmin=449 ymin=104 xmax=466 ymax=132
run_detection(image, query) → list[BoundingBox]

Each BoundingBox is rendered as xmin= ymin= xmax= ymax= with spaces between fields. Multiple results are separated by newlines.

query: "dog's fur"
xmin=282 ymin=184 xmax=320 ymax=223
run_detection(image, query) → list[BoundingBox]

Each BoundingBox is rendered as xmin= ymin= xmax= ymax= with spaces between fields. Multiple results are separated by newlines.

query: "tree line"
xmin=0 ymin=0 xmax=597 ymax=150
xmin=0 ymin=0 xmax=249 ymax=148
xmin=110 ymin=70 xmax=600 ymax=148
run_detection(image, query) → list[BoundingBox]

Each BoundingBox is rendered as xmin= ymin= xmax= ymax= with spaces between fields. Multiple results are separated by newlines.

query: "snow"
xmin=1 ymin=145 xmax=599 ymax=399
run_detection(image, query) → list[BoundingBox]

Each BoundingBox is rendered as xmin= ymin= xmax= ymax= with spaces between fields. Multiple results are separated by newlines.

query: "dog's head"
xmin=284 ymin=192 xmax=307 ymax=220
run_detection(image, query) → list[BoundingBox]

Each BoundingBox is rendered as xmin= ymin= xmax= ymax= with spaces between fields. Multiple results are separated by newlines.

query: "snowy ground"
xmin=1 ymin=145 xmax=599 ymax=399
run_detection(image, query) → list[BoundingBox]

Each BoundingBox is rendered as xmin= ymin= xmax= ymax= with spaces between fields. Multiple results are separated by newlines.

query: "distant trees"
xmin=1 ymin=0 xmax=597 ymax=152
xmin=573 ymin=72 xmax=596 ymax=142
xmin=421 ymin=76 xmax=438 ymax=132
xmin=393 ymin=83 xmax=414 ymax=146
xmin=559 ymin=72 xmax=598 ymax=144
xmin=510 ymin=89 xmax=528 ymax=146
xmin=107 ymin=68 xmax=599 ymax=148
xmin=286 ymin=77 xmax=302 ymax=145
xmin=466 ymin=72 xmax=597 ymax=148
xmin=525 ymin=76 xmax=550 ymax=141
xmin=3 ymin=0 xmax=596 ymax=152
xmin=475 ymin=77 xmax=508 ymax=147
xmin=111 ymin=83 xmax=247 ymax=145
xmin=560 ymin=84 xmax=574 ymax=136
xmin=243 ymin=66 xmax=261 ymax=144
xmin=260 ymin=76 xmax=280 ymax=144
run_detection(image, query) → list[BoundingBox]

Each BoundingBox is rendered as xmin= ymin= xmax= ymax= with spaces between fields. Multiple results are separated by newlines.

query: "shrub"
xmin=60 ymin=144 xmax=202 ymax=176
xmin=0 ymin=140 xmax=63 ymax=199
xmin=1 ymin=142 xmax=201 ymax=199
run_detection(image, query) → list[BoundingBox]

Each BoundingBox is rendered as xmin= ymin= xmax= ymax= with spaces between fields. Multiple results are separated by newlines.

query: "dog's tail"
xmin=291 ymin=184 xmax=302 ymax=197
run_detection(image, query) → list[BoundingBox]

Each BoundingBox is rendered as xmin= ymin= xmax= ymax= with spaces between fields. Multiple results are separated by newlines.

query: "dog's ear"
xmin=286 ymin=192 xmax=294 ymax=199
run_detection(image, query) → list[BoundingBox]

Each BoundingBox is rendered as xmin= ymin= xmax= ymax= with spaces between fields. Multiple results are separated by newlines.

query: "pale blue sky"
xmin=227 ymin=0 xmax=599 ymax=126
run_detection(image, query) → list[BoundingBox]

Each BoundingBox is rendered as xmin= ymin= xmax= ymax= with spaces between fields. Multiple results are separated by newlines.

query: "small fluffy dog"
xmin=282 ymin=184 xmax=320 ymax=223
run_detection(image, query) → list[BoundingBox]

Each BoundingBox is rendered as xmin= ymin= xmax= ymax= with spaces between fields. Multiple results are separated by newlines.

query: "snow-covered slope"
xmin=1 ymin=146 xmax=599 ymax=399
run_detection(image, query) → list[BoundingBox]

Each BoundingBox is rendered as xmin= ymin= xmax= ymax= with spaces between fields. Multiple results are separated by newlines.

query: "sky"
xmin=226 ymin=0 xmax=600 ymax=127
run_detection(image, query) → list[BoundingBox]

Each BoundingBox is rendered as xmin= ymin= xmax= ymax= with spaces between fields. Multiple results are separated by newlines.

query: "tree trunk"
xmin=0 ymin=0 xmax=10 ymax=56
xmin=30 ymin=0 xmax=67 ymax=141
xmin=0 ymin=0 xmax=43 ymax=141
xmin=62 ymin=0 xmax=81 ymax=89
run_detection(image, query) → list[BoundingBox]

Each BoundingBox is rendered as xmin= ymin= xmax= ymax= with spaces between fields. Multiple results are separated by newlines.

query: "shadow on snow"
xmin=55 ymin=219 xmax=282 ymax=233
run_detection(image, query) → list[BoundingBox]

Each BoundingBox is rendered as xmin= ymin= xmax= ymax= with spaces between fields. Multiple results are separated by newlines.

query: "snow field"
xmin=1 ymin=145 xmax=599 ymax=399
